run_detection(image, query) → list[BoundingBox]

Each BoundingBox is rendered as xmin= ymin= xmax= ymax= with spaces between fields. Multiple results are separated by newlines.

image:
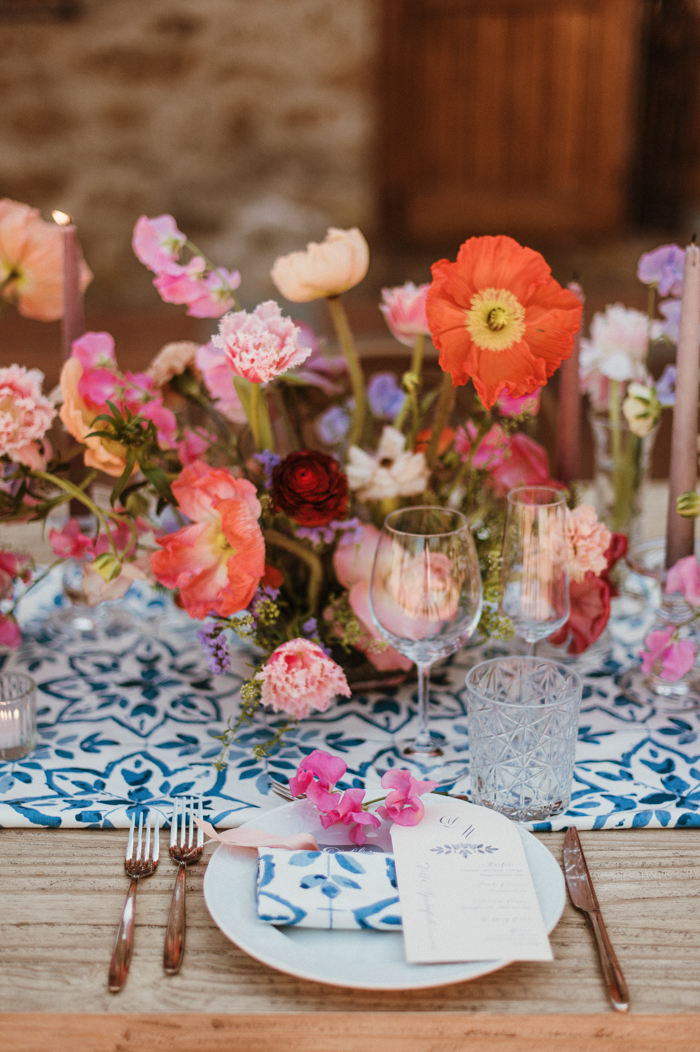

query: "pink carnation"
xmin=379 ymin=282 xmax=431 ymax=347
xmin=132 ymin=214 xmax=187 ymax=272
xmin=213 ymin=301 xmax=310 ymax=384
xmin=255 ymin=638 xmax=351 ymax=719
xmin=666 ymin=555 xmax=700 ymax=607
xmin=566 ymin=505 xmax=611 ymax=583
xmin=641 ymin=627 xmax=696 ymax=682
xmin=196 ymin=341 xmax=247 ymax=423
xmin=0 ymin=364 xmax=56 ymax=468
xmin=376 ymin=769 xmax=437 ymax=826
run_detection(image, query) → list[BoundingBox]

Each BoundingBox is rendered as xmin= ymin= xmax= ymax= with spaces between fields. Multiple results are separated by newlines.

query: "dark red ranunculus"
xmin=271 ymin=450 xmax=348 ymax=527
xmin=549 ymin=572 xmax=611 ymax=655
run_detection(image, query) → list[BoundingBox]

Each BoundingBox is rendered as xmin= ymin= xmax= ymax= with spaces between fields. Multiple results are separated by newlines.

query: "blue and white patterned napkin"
xmin=256 ymin=848 xmax=402 ymax=930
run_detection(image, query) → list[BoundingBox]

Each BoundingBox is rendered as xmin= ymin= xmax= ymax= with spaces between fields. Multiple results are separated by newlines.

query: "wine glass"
xmin=369 ymin=506 xmax=482 ymax=779
xmin=500 ymin=486 xmax=569 ymax=654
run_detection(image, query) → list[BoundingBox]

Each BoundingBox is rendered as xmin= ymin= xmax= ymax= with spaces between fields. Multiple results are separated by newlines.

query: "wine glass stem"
xmin=414 ymin=663 xmax=433 ymax=751
xmin=529 ymin=640 xmax=537 ymax=657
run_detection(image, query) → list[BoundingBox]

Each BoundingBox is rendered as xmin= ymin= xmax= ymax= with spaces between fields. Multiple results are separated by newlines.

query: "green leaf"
xmin=140 ymin=461 xmax=177 ymax=507
xmin=110 ymin=448 xmax=137 ymax=508
xmin=105 ymin=400 xmax=125 ymax=426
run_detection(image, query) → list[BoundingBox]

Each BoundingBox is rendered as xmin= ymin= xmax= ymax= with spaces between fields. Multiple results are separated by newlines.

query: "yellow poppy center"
xmin=464 ymin=287 xmax=526 ymax=352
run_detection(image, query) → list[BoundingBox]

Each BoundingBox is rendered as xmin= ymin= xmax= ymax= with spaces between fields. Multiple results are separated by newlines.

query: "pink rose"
xmin=332 ymin=525 xmax=412 ymax=672
xmin=0 ymin=364 xmax=56 ymax=466
xmin=213 ymin=301 xmax=310 ymax=384
xmin=566 ymin=505 xmax=612 ymax=583
xmin=49 ymin=519 xmax=94 ymax=560
xmin=641 ymin=627 xmax=696 ymax=682
xmin=379 ymin=282 xmax=430 ymax=347
xmin=255 ymin=638 xmax=351 ymax=720
xmin=196 ymin=341 xmax=247 ymax=423
xmin=666 ymin=555 xmax=700 ymax=607
xmin=376 ymin=769 xmax=438 ymax=826
xmin=151 ymin=461 xmax=265 ymax=620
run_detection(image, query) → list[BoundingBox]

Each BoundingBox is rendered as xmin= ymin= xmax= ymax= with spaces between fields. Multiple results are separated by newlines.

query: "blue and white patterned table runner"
xmin=1 ymin=571 xmax=699 ymax=832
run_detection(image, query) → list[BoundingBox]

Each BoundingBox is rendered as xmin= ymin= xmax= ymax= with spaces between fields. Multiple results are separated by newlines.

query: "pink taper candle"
xmin=666 ymin=241 xmax=700 ymax=569
xmin=556 ymin=281 xmax=585 ymax=485
xmin=52 ymin=210 xmax=84 ymax=361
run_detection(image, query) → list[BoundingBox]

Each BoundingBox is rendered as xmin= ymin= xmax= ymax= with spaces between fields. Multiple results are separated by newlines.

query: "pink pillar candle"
xmin=666 ymin=243 xmax=700 ymax=569
xmin=53 ymin=211 xmax=84 ymax=361
xmin=556 ymin=281 xmax=584 ymax=485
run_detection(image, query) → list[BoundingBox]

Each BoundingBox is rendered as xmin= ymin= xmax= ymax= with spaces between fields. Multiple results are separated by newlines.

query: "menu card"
xmin=390 ymin=795 xmax=553 ymax=964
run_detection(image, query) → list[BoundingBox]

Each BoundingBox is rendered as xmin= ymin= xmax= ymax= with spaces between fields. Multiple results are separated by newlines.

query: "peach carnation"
xmin=256 ymin=639 xmax=351 ymax=719
xmin=0 ymin=199 xmax=91 ymax=321
xmin=147 ymin=341 xmax=200 ymax=386
xmin=59 ymin=357 xmax=129 ymax=477
xmin=213 ymin=300 xmax=310 ymax=384
xmin=0 ymin=364 xmax=56 ymax=469
xmin=566 ymin=504 xmax=611 ymax=582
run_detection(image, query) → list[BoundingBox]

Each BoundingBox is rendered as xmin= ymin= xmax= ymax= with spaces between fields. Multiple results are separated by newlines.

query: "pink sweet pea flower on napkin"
xmin=666 ymin=555 xmax=700 ymax=607
xmin=376 ymin=770 xmax=438 ymax=826
xmin=641 ymin=627 xmax=697 ymax=682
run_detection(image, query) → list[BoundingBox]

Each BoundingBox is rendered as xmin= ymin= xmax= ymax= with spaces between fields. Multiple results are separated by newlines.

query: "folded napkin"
xmin=256 ymin=848 xmax=402 ymax=930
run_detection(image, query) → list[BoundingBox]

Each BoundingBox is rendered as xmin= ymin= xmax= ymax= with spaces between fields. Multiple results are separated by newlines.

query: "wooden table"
xmin=2 ymin=825 xmax=699 ymax=1051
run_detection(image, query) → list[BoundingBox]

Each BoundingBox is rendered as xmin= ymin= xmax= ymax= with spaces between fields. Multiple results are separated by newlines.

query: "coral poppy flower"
xmin=150 ymin=461 xmax=265 ymax=620
xmin=426 ymin=235 xmax=582 ymax=409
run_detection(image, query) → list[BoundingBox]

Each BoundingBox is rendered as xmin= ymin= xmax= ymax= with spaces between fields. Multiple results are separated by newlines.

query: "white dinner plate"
xmin=202 ymin=799 xmax=566 ymax=991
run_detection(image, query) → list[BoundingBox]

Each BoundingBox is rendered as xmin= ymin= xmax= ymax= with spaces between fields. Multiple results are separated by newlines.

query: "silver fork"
xmin=269 ymin=777 xmax=295 ymax=801
xmin=108 ymin=811 xmax=160 ymax=992
xmin=164 ymin=796 xmax=204 ymax=974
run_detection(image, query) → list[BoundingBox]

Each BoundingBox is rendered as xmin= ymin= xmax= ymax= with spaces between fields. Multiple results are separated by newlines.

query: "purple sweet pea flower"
xmin=637 ymin=244 xmax=685 ymax=297
xmin=367 ymin=372 xmax=406 ymax=420
xmin=656 ymin=363 xmax=676 ymax=406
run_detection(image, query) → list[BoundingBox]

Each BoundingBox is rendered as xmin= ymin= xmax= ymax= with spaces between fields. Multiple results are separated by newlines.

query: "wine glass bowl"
xmin=500 ymin=486 xmax=570 ymax=650
xmin=369 ymin=506 xmax=482 ymax=766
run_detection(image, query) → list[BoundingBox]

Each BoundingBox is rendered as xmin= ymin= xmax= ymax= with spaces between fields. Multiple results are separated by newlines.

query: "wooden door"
xmin=381 ymin=0 xmax=643 ymax=243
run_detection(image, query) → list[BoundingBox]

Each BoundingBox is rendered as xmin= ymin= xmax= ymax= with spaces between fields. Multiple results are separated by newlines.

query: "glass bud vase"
xmin=588 ymin=412 xmax=658 ymax=547
xmin=618 ymin=593 xmax=700 ymax=712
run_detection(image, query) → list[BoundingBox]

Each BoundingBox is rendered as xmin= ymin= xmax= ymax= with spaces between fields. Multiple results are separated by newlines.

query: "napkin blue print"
xmin=256 ymin=847 xmax=402 ymax=930
xmin=1 ymin=571 xmax=700 ymax=831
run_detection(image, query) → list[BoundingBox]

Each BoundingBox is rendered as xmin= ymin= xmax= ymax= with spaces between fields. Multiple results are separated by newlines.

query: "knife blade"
xmin=563 ymin=826 xmax=629 ymax=1013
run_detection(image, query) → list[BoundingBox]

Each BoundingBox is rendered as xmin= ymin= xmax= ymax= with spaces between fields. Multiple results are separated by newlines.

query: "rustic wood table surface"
xmin=1 ymin=825 xmax=699 ymax=1051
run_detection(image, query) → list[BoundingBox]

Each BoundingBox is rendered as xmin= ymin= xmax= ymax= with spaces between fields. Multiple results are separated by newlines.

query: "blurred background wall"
xmin=1 ymin=0 xmax=699 ymax=473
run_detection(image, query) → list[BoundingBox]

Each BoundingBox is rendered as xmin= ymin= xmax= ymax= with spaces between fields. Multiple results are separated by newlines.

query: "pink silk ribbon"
xmin=194 ymin=816 xmax=319 ymax=851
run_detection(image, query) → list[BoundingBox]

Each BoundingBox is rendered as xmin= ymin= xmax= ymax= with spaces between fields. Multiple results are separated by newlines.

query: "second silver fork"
xmin=164 ymin=796 xmax=204 ymax=974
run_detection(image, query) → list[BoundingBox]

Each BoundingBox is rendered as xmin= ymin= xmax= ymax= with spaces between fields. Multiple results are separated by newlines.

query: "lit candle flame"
xmin=52 ymin=210 xmax=72 ymax=226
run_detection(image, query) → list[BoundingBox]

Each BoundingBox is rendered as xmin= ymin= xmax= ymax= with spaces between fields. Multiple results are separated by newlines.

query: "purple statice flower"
xmin=315 ymin=405 xmax=350 ymax=446
xmin=638 ymin=244 xmax=685 ymax=297
xmin=656 ymin=364 xmax=676 ymax=407
xmin=296 ymin=517 xmax=362 ymax=547
xmin=302 ymin=617 xmax=318 ymax=636
xmin=253 ymin=450 xmax=281 ymax=486
xmin=367 ymin=372 xmax=406 ymax=420
xmin=197 ymin=624 xmax=231 ymax=675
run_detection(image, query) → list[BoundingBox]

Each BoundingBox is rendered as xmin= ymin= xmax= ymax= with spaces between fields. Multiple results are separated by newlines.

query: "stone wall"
xmin=0 ymin=0 xmax=378 ymax=307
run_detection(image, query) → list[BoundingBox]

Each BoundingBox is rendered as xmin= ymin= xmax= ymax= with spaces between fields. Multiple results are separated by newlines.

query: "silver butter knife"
xmin=563 ymin=827 xmax=629 ymax=1013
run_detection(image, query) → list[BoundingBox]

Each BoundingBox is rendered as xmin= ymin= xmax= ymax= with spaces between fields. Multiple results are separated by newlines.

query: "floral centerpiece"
xmin=0 ymin=200 xmax=620 ymax=759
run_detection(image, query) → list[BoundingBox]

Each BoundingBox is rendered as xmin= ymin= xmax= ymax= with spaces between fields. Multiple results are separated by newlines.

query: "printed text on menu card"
xmin=390 ymin=796 xmax=553 ymax=964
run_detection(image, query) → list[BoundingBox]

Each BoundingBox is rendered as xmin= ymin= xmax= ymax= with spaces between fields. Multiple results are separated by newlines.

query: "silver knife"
xmin=563 ymin=826 xmax=629 ymax=1013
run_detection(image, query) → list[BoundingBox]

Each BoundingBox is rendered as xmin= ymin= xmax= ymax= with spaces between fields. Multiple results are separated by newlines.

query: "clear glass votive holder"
xmin=0 ymin=673 xmax=37 ymax=760
xmin=465 ymin=657 xmax=583 ymax=822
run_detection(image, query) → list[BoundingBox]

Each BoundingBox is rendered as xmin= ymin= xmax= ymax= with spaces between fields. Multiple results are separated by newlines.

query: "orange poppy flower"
xmin=414 ymin=426 xmax=454 ymax=456
xmin=426 ymin=236 xmax=582 ymax=409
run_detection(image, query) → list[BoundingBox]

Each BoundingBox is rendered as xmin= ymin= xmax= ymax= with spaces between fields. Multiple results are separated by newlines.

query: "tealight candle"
xmin=52 ymin=209 xmax=85 ymax=361
xmin=0 ymin=673 xmax=37 ymax=760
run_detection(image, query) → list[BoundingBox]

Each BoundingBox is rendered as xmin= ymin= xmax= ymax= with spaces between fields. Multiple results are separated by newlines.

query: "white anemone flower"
xmin=579 ymin=304 xmax=660 ymax=410
xmin=346 ymin=426 xmax=428 ymax=502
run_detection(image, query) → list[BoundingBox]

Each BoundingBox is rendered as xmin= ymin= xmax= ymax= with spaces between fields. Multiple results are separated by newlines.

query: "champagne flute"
xmin=369 ymin=506 xmax=482 ymax=776
xmin=500 ymin=486 xmax=569 ymax=654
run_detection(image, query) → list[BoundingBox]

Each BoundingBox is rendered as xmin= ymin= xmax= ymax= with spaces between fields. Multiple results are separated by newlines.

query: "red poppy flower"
xmin=426 ymin=235 xmax=583 ymax=409
xmin=271 ymin=450 xmax=348 ymax=527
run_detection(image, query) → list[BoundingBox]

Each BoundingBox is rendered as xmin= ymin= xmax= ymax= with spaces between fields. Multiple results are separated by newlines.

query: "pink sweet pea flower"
xmin=637 ymin=243 xmax=685 ymax=297
xmin=317 ymin=787 xmax=382 ymax=846
xmin=641 ymin=627 xmax=697 ymax=681
xmin=376 ymin=769 xmax=438 ymax=826
xmin=288 ymin=748 xmax=347 ymax=799
xmin=0 ymin=612 xmax=21 ymax=649
xmin=255 ymin=638 xmax=351 ymax=719
xmin=139 ymin=399 xmax=178 ymax=447
xmin=78 ymin=366 xmax=119 ymax=411
xmin=196 ymin=341 xmax=247 ymax=423
xmin=665 ymin=555 xmax=700 ymax=607
xmin=497 ymin=387 xmax=540 ymax=417
xmin=380 ymin=282 xmax=431 ymax=347
xmin=0 ymin=550 xmax=31 ymax=600
xmin=71 ymin=331 xmax=117 ymax=371
xmin=213 ymin=300 xmax=310 ymax=384
xmin=49 ymin=519 xmax=94 ymax=560
xmin=178 ymin=428 xmax=215 ymax=467
xmin=154 ymin=259 xmax=241 ymax=319
xmin=132 ymin=214 xmax=187 ymax=272
xmin=150 ymin=460 xmax=265 ymax=620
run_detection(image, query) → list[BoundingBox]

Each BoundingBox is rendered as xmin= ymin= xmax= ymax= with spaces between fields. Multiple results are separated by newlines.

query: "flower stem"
xmin=270 ymin=384 xmax=300 ymax=452
xmin=264 ymin=529 xmax=323 ymax=614
xmin=249 ymin=382 xmax=275 ymax=452
xmin=30 ymin=471 xmax=120 ymax=558
xmin=646 ymin=283 xmax=656 ymax=370
xmin=326 ymin=295 xmax=366 ymax=448
xmin=184 ymin=239 xmax=241 ymax=311
xmin=426 ymin=372 xmax=455 ymax=468
xmin=410 ymin=332 xmax=425 ymax=381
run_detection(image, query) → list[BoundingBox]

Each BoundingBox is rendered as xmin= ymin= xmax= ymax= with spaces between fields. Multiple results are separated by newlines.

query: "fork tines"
xmin=126 ymin=811 xmax=160 ymax=865
xmin=170 ymin=796 xmax=204 ymax=850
